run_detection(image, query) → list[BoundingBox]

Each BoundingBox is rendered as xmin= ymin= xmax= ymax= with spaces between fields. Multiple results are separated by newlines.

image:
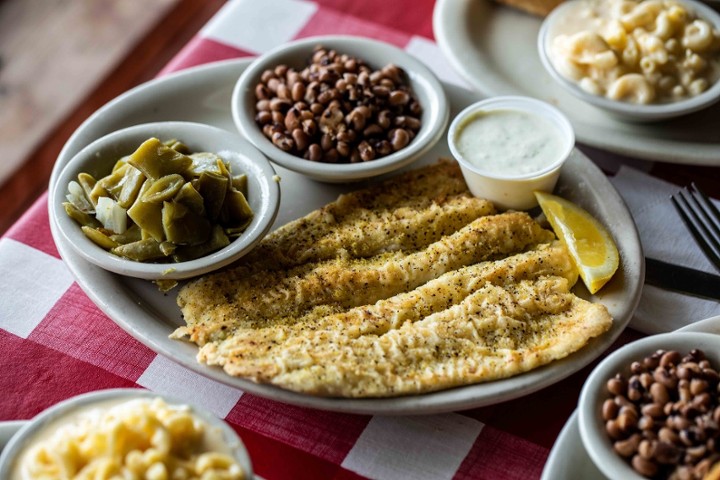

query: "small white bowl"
xmin=232 ymin=35 xmax=449 ymax=183
xmin=538 ymin=0 xmax=720 ymax=122
xmin=578 ymin=331 xmax=720 ymax=480
xmin=447 ymin=96 xmax=574 ymax=210
xmin=51 ymin=121 xmax=280 ymax=280
xmin=0 ymin=389 xmax=253 ymax=479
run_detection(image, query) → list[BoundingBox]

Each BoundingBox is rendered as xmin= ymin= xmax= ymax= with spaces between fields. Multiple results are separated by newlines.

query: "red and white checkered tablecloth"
xmin=1 ymin=0 xmax=707 ymax=478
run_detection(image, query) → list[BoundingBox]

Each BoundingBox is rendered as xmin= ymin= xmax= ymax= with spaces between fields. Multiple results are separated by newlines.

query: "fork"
xmin=671 ymin=183 xmax=720 ymax=272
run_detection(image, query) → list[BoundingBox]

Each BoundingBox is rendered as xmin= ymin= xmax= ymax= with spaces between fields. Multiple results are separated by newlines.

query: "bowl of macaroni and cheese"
xmin=0 ymin=389 xmax=253 ymax=480
xmin=538 ymin=0 xmax=720 ymax=121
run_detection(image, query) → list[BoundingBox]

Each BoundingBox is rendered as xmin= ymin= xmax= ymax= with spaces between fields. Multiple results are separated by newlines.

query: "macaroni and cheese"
xmin=14 ymin=397 xmax=245 ymax=480
xmin=547 ymin=0 xmax=720 ymax=104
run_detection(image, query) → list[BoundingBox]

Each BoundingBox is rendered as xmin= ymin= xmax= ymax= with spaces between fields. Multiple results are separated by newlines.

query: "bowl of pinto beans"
xmin=232 ymin=35 xmax=449 ymax=183
xmin=578 ymin=330 xmax=720 ymax=480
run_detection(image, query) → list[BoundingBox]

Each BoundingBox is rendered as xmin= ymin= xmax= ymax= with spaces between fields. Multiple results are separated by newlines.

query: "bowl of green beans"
xmin=51 ymin=121 xmax=280 ymax=282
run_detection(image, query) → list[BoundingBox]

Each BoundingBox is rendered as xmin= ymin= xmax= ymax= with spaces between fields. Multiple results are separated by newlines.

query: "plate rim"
xmin=432 ymin=0 xmax=720 ymax=166
xmin=48 ymin=57 xmax=643 ymax=415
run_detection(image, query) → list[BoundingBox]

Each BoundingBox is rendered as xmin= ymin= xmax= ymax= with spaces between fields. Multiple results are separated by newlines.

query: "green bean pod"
xmin=142 ymin=174 xmax=185 ymax=204
xmin=77 ymin=173 xmax=98 ymax=207
xmin=111 ymin=238 xmax=169 ymax=262
xmin=221 ymin=189 xmax=254 ymax=227
xmin=81 ymin=226 xmax=119 ymax=250
xmin=232 ymin=174 xmax=248 ymax=197
xmin=195 ymin=172 xmax=228 ymax=222
xmin=64 ymin=202 xmax=101 ymax=228
xmin=89 ymin=182 xmax=111 ymax=207
xmin=162 ymin=201 xmax=212 ymax=246
xmin=164 ymin=139 xmax=190 ymax=154
xmin=98 ymin=163 xmax=146 ymax=209
xmin=128 ymin=137 xmax=193 ymax=180
xmin=188 ymin=152 xmax=225 ymax=176
xmin=128 ymin=196 xmax=165 ymax=242
xmin=224 ymin=217 xmax=254 ymax=238
xmin=174 ymin=182 xmax=206 ymax=215
xmin=110 ymin=224 xmax=142 ymax=244
xmin=173 ymin=225 xmax=230 ymax=262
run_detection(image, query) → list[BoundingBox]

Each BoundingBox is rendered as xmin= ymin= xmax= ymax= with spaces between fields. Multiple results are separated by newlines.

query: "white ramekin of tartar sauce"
xmin=448 ymin=96 xmax=574 ymax=210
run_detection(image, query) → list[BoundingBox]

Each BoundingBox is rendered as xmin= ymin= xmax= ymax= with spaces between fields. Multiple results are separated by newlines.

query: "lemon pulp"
xmin=535 ymin=191 xmax=619 ymax=294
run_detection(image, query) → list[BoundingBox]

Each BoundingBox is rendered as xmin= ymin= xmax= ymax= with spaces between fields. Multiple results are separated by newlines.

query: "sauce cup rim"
xmin=447 ymin=95 xmax=575 ymax=181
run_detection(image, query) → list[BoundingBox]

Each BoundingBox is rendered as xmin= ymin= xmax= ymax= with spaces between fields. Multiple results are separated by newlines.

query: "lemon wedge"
xmin=535 ymin=191 xmax=619 ymax=294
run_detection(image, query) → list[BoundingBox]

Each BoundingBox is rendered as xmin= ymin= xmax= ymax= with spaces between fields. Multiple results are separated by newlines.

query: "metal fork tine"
xmin=686 ymin=185 xmax=720 ymax=264
xmin=671 ymin=186 xmax=720 ymax=272
xmin=691 ymin=183 xmax=720 ymax=236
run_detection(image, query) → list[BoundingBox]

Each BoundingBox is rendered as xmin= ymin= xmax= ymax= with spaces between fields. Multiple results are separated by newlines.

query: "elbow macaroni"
xmin=549 ymin=0 xmax=720 ymax=104
xmin=17 ymin=398 xmax=245 ymax=480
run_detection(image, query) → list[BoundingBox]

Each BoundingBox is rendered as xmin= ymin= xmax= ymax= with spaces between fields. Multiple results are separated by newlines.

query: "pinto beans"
xmin=253 ymin=45 xmax=422 ymax=163
xmin=603 ymin=349 xmax=720 ymax=479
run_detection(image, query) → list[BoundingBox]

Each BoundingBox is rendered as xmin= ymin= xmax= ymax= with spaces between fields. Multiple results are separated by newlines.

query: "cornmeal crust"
xmin=173 ymin=160 xmax=613 ymax=397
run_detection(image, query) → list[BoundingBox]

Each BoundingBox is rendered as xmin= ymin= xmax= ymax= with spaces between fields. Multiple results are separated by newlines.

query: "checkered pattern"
xmin=1 ymin=1 xmax=716 ymax=479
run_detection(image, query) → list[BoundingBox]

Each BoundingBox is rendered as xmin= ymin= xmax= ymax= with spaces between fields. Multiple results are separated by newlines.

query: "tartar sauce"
xmin=453 ymin=109 xmax=564 ymax=176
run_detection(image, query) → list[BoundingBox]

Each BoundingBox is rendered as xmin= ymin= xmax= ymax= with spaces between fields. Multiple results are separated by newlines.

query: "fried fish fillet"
xmin=173 ymin=161 xmax=614 ymax=398
xmin=177 ymin=211 xmax=554 ymax=344
xmin=194 ymin=243 xmax=612 ymax=397
xmin=195 ymin=242 xmax=610 ymax=396
xmin=237 ymin=160 xmax=494 ymax=272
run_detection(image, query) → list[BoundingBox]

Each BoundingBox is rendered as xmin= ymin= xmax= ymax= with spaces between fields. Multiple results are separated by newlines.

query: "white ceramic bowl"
xmin=232 ymin=35 xmax=449 ymax=183
xmin=447 ymin=96 xmax=574 ymax=210
xmin=538 ymin=0 xmax=720 ymax=122
xmin=0 ymin=388 xmax=253 ymax=479
xmin=578 ymin=331 xmax=720 ymax=480
xmin=51 ymin=121 xmax=280 ymax=280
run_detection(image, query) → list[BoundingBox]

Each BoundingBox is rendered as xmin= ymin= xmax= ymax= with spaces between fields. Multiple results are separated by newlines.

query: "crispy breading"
xmin=236 ymin=160 xmax=493 ymax=272
xmin=195 ymin=242 xmax=613 ymax=397
xmin=177 ymin=211 xmax=554 ymax=344
xmin=173 ymin=161 xmax=614 ymax=398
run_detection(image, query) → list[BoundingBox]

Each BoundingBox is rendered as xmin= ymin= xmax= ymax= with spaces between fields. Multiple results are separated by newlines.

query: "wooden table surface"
xmin=0 ymin=0 xmax=225 ymax=236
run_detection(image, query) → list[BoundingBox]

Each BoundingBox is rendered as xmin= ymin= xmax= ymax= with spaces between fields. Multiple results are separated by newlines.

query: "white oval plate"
xmin=541 ymin=315 xmax=720 ymax=479
xmin=432 ymin=0 xmax=720 ymax=166
xmin=49 ymin=58 xmax=642 ymax=415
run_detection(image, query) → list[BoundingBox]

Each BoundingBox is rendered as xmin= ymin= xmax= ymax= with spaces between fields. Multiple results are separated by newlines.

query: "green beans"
xmin=96 ymin=162 xmax=146 ymax=208
xmin=127 ymin=137 xmax=193 ymax=180
xmin=63 ymin=201 xmax=100 ymax=229
xmin=64 ymin=138 xmax=254 ymax=264
xmin=142 ymin=174 xmax=185 ymax=204
xmin=81 ymin=226 xmax=118 ymax=250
